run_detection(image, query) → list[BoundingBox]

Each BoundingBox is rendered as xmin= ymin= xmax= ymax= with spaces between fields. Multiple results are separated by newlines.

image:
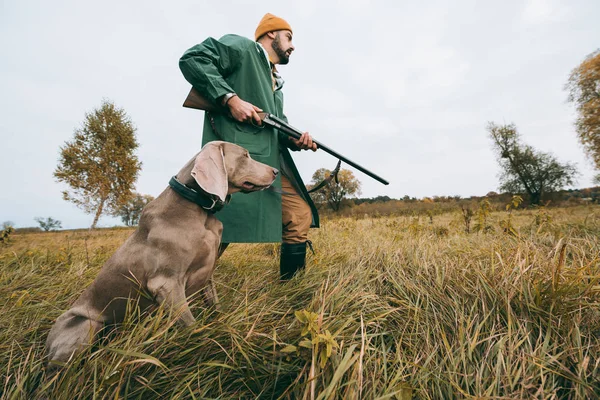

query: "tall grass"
xmin=1 ymin=206 xmax=600 ymax=399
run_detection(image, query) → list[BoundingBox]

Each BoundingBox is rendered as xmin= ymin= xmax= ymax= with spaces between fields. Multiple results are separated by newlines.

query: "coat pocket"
xmin=233 ymin=123 xmax=271 ymax=157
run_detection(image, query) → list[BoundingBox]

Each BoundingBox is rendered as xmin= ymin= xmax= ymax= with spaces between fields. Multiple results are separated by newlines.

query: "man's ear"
xmin=191 ymin=142 xmax=228 ymax=202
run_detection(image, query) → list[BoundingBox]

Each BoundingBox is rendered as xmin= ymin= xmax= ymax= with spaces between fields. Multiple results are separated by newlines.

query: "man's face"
xmin=271 ymin=30 xmax=294 ymax=65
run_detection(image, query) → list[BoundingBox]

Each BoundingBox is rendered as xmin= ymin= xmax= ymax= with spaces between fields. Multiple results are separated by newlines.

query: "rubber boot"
xmin=280 ymin=242 xmax=307 ymax=281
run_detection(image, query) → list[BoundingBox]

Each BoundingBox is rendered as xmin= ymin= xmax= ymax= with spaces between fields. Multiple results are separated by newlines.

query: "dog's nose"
xmin=273 ymin=169 xmax=279 ymax=177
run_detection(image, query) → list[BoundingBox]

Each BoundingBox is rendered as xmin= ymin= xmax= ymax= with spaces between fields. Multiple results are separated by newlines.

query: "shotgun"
xmin=183 ymin=87 xmax=389 ymax=186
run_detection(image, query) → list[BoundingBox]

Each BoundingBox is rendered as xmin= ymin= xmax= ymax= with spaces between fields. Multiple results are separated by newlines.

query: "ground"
xmin=2 ymin=205 xmax=600 ymax=399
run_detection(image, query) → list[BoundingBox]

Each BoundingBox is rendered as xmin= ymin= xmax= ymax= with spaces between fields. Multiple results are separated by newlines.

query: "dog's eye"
xmin=245 ymin=152 xmax=250 ymax=158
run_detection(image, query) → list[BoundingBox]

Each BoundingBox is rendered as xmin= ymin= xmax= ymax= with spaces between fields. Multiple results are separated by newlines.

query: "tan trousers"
xmin=281 ymin=175 xmax=312 ymax=244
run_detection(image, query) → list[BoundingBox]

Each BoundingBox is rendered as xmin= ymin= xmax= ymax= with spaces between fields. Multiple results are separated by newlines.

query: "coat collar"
xmin=256 ymin=42 xmax=285 ymax=91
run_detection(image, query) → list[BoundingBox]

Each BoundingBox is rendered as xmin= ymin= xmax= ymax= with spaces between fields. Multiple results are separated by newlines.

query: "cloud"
xmin=521 ymin=0 xmax=567 ymax=24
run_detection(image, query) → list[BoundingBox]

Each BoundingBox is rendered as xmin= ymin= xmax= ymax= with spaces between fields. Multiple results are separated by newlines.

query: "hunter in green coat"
xmin=179 ymin=13 xmax=319 ymax=280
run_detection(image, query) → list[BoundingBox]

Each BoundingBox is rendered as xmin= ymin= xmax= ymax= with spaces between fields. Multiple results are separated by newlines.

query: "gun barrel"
xmin=260 ymin=113 xmax=389 ymax=186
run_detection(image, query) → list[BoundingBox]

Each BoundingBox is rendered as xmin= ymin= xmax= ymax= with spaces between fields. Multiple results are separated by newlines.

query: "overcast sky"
xmin=1 ymin=0 xmax=599 ymax=229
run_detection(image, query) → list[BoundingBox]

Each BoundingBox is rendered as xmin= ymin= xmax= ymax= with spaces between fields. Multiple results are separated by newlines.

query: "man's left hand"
xmin=292 ymin=132 xmax=317 ymax=152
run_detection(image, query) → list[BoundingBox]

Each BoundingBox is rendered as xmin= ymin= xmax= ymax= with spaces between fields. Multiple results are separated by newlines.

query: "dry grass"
xmin=1 ymin=206 xmax=600 ymax=399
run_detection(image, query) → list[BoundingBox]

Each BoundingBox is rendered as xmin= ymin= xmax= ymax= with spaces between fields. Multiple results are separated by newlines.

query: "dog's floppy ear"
xmin=191 ymin=142 xmax=228 ymax=202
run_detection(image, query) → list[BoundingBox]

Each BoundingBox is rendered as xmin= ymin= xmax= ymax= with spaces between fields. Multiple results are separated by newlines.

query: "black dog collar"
xmin=168 ymin=176 xmax=230 ymax=213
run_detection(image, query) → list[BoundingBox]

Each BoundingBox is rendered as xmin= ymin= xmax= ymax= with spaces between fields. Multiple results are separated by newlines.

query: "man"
xmin=179 ymin=13 xmax=318 ymax=280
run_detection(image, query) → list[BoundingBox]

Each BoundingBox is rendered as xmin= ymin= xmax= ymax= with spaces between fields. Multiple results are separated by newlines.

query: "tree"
xmin=35 ymin=217 xmax=62 ymax=231
xmin=487 ymin=122 xmax=578 ymax=205
xmin=2 ymin=221 xmax=15 ymax=230
xmin=114 ymin=192 xmax=154 ymax=226
xmin=566 ymin=49 xmax=600 ymax=171
xmin=309 ymin=168 xmax=361 ymax=211
xmin=54 ymin=100 xmax=142 ymax=229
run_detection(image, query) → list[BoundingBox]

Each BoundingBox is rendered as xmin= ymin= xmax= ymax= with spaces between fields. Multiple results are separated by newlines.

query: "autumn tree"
xmin=310 ymin=168 xmax=361 ymax=211
xmin=54 ymin=100 xmax=142 ymax=229
xmin=114 ymin=192 xmax=154 ymax=226
xmin=566 ymin=49 xmax=600 ymax=172
xmin=487 ymin=122 xmax=578 ymax=205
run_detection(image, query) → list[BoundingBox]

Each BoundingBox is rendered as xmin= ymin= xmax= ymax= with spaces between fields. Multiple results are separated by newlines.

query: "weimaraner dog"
xmin=46 ymin=141 xmax=278 ymax=367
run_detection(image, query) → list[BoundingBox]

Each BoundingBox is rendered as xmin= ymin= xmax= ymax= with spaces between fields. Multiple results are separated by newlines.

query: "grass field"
xmin=2 ymin=205 xmax=600 ymax=399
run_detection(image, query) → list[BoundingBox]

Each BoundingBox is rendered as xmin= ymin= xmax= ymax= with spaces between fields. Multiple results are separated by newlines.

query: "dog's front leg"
xmin=147 ymin=277 xmax=195 ymax=327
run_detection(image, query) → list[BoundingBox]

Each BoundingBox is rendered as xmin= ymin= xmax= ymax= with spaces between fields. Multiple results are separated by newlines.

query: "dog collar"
xmin=168 ymin=176 xmax=230 ymax=213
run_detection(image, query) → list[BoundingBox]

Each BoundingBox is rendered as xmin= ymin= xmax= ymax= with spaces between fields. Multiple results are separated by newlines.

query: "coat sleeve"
xmin=179 ymin=36 xmax=244 ymax=105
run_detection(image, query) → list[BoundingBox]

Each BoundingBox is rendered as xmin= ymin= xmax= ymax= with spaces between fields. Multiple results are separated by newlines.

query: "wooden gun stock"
xmin=182 ymin=87 xmax=220 ymax=112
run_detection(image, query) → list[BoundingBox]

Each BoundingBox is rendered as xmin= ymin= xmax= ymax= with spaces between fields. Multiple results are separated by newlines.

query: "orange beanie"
xmin=255 ymin=13 xmax=292 ymax=40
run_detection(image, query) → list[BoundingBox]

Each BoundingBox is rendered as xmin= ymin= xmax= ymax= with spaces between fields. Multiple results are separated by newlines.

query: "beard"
xmin=272 ymin=34 xmax=291 ymax=65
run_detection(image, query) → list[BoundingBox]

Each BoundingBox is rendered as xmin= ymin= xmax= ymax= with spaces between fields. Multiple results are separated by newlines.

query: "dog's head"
xmin=191 ymin=141 xmax=278 ymax=202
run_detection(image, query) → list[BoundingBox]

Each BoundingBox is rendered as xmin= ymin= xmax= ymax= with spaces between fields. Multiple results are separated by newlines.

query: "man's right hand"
xmin=227 ymin=96 xmax=263 ymax=125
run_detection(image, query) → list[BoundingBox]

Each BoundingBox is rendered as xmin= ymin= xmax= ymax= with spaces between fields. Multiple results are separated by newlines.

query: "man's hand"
xmin=226 ymin=96 xmax=263 ymax=125
xmin=292 ymin=132 xmax=318 ymax=152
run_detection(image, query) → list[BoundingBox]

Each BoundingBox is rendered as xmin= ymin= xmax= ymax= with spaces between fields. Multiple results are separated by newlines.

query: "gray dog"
xmin=46 ymin=141 xmax=278 ymax=367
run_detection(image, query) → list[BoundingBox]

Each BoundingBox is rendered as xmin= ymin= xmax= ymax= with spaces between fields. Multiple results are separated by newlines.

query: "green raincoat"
xmin=179 ymin=34 xmax=319 ymax=243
